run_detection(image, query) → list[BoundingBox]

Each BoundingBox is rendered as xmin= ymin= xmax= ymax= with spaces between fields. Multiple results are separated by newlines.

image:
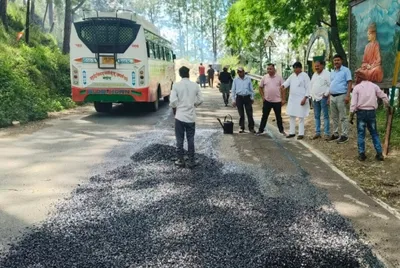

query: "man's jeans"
xmin=175 ymin=119 xmax=196 ymax=160
xmin=313 ymin=97 xmax=330 ymax=136
xmin=356 ymin=110 xmax=382 ymax=154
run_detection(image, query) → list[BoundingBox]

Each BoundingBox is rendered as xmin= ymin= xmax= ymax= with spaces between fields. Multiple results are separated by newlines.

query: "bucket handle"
xmin=224 ymin=114 xmax=233 ymax=122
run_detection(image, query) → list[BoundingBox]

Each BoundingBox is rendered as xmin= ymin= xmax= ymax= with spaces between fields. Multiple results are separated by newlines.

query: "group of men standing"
xmin=227 ymin=55 xmax=352 ymax=144
xmin=226 ymin=54 xmax=387 ymax=161
xmin=168 ymin=55 xmax=388 ymax=168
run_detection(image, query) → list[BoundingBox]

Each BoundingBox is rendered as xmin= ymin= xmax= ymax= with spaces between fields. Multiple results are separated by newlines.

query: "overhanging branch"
xmin=72 ymin=0 xmax=86 ymax=13
xmin=320 ymin=20 xmax=331 ymax=27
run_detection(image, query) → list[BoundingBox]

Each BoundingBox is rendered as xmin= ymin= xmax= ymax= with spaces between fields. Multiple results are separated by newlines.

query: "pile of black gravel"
xmin=0 ymin=144 xmax=383 ymax=268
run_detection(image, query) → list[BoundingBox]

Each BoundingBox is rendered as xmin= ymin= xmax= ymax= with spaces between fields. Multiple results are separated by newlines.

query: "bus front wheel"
xmin=163 ymin=95 xmax=170 ymax=102
xmin=94 ymin=102 xmax=112 ymax=113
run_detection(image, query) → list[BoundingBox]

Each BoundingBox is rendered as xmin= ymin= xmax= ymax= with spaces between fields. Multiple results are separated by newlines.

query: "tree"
xmin=62 ymin=0 xmax=86 ymax=54
xmin=0 ymin=0 xmax=7 ymax=30
xmin=62 ymin=0 xmax=71 ymax=54
xmin=268 ymin=0 xmax=348 ymax=65
xmin=48 ymin=0 xmax=54 ymax=29
xmin=225 ymin=0 xmax=349 ymax=65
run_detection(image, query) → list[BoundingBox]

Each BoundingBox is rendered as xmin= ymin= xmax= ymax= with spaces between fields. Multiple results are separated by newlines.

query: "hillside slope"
xmin=0 ymin=3 xmax=73 ymax=127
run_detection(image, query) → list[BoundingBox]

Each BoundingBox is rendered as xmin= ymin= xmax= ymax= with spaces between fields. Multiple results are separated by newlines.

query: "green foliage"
xmin=219 ymin=55 xmax=239 ymax=70
xmin=226 ymin=0 xmax=349 ymax=58
xmin=0 ymin=3 xmax=74 ymax=127
xmin=376 ymin=108 xmax=400 ymax=148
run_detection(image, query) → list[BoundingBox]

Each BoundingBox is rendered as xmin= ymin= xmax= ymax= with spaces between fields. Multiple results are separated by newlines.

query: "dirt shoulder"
xmin=261 ymin=102 xmax=400 ymax=212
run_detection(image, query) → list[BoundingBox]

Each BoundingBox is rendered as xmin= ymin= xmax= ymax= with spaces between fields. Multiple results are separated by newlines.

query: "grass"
xmin=376 ymin=107 xmax=400 ymax=149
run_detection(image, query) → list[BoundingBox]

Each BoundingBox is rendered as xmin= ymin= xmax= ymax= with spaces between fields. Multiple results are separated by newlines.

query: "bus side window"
xmin=161 ymin=47 xmax=165 ymax=61
xmin=165 ymin=49 xmax=170 ymax=62
xmin=146 ymin=41 xmax=150 ymax=58
xmin=156 ymin=44 xmax=161 ymax=59
xmin=149 ymin=42 xmax=155 ymax=59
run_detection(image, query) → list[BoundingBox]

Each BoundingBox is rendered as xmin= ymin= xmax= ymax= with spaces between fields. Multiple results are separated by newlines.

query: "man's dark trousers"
xmin=175 ymin=119 xmax=195 ymax=160
xmin=259 ymin=100 xmax=284 ymax=133
xmin=236 ymin=95 xmax=254 ymax=131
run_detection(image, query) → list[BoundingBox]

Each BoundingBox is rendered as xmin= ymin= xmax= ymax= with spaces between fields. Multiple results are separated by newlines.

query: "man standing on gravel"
xmin=256 ymin=63 xmax=286 ymax=136
xmin=328 ymin=54 xmax=353 ymax=144
xmin=232 ymin=66 xmax=255 ymax=133
xmin=170 ymin=66 xmax=204 ymax=168
xmin=310 ymin=60 xmax=331 ymax=140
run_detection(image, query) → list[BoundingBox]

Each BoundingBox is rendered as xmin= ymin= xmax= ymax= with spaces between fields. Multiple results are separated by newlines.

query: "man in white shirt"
xmin=169 ymin=66 xmax=204 ymax=168
xmin=281 ymin=62 xmax=311 ymax=140
xmin=310 ymin=60 xmax=331 ymax=140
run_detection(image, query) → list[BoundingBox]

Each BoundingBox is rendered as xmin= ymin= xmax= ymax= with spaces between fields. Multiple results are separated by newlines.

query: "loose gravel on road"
xmin=0 ymin=129 xmax=384 ymax=268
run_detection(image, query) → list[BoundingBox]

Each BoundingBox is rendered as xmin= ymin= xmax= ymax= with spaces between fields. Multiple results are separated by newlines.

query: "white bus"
xmin=70 ymin=11 xmax=176 ymax=112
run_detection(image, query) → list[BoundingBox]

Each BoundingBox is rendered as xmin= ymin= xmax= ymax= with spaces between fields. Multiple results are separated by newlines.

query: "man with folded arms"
xmin=310 ymin=60 xmax=331 ymax=140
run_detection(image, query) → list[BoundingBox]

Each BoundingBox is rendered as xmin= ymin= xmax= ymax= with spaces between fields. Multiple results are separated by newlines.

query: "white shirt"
xmin=282 ymin=72 xmax=311 ymax=118
xmin=310 ymin=69 xmax=330 ymax=101
xmin=169 ymin=78 xmax=203 ymax=123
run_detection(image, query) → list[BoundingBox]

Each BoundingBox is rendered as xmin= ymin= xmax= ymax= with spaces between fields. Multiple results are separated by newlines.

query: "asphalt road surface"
xmin=0 ymin=86 xmax=399 ymax=267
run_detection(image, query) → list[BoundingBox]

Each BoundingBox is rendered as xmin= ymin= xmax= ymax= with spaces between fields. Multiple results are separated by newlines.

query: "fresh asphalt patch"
xmin=0 ymin=134 xmax=384 ymax=267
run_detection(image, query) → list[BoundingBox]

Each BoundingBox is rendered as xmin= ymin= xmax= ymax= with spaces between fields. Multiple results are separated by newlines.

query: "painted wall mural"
xmin=350 ymin=0 xmax=400 ymax=82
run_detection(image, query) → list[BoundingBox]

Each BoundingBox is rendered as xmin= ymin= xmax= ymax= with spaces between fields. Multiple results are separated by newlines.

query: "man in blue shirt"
xmin=328 ymin=54 xmax=353 ymax=144
xmin=232 ymin=67 xmax=255 ymax=133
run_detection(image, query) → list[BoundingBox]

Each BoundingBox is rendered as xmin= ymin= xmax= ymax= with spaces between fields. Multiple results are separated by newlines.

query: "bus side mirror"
xmin=173 ymin=54 xmax=176 ymax=60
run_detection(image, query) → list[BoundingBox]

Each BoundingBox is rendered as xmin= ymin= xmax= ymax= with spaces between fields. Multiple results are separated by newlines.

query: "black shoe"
xmin=375 ymin=153 xmax=384 ymax=161
xmin=174 ymin=159 xmax=185 ymax=167
xmin=297 ymin=135 xmax=304 ymax=140
xmin=239 ymin=129 xmax=245 ymax=133
xmin=337 ymin=136 xmax=349 ymax=144
xmin=255 ymin=131 xmax=263 ymax=136
xmin=186 ymin=160 xmax=197 ymax=169
xmin=358 ymin=153 xmax=367 ymax=161
xmin=327 ymin=134 xmax=340 ymax=142
xmin=249 ymin=129 xmax=256 ymax=134
xmin=286 ymin=134 xmax=296 ymax=138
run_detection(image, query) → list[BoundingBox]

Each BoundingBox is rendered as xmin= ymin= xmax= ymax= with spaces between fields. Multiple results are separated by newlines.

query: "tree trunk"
xmin=62 ymin=0 xmax=71 ymax=54
xmin=0 ymin=0 xmax=8 ymax=30
xmin=329 ymin=0 xmax=348 ymax=66
xmin=48 ymin=0 xmax=54 ymax=27
xmin=199 ymin=1 xmax=204 ymax=62
xmin=42 ymin=2 xmax=48 ymax=30
xmin=25 ymin=0 xmax=30 ymax=43
xmin=30 ymin=0 xmax=35 ymax=21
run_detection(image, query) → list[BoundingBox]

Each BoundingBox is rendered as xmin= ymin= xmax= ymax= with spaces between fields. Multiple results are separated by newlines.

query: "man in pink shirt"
xmin=349 ymin=76 xmax=389 ymax=161
xmin=256 ymin=63 xmax=286 ymax=135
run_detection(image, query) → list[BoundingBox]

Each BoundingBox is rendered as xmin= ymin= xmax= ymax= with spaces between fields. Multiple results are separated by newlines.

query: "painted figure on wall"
xmin=356 ymin=23 xmax=384 ymax=82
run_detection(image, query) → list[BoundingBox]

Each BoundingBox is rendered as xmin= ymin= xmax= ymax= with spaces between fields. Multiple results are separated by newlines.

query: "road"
xmin=0 ymin=86 xmax=399 ymax=267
